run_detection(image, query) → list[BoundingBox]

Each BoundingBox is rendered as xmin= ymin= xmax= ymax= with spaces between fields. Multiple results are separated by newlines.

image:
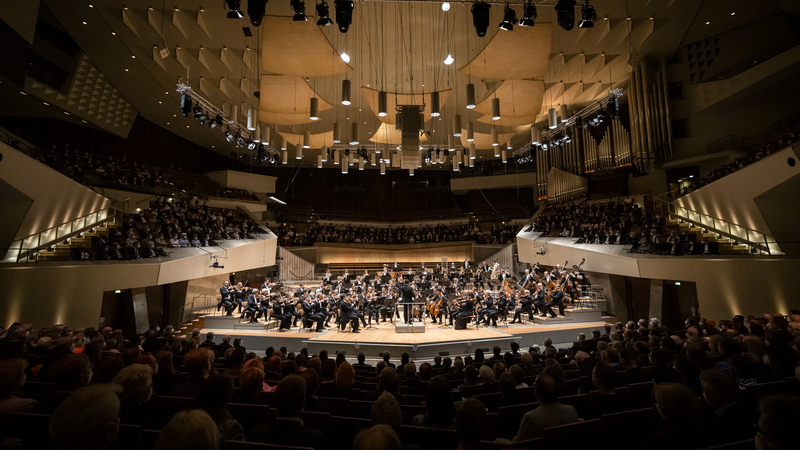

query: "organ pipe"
xmin=661 ymin=60 xmax=674 ymax=159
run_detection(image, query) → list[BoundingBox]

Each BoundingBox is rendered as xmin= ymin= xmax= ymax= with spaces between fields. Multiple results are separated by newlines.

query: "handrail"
xmin=652 ymin=194 xmax=781 ymax=255
xmin=4 ymin=197 xmax=130 ymax=263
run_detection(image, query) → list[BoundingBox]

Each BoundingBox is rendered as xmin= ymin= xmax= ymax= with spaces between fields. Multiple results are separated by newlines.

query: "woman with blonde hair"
xmin=153 ymin=409 xmax=219 ymax=450
xmin=743 ymin=335 xmax=767 ymax=362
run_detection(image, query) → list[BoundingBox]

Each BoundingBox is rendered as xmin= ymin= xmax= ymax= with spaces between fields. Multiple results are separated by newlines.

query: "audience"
xmin=2 ymin=309 xmax=799 ymax=450
xmin=152 ymin=409 xmax=219 ymax=450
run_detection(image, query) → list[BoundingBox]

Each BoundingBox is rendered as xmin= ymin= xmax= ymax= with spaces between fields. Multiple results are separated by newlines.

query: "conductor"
xmin=397 ymin=280 xmax=415 ymax=324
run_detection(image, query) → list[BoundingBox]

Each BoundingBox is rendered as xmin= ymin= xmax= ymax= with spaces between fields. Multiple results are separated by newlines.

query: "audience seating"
xmin=542 ymin=419 xmax=601 ymax=450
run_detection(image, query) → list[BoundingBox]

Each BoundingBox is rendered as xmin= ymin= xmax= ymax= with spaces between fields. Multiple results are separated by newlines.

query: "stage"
xmin=200 ymin=315 xmax=607 ymax=359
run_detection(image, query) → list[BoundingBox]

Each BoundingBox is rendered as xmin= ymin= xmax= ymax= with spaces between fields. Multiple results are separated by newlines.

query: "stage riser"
xmin=565 ymin=309 xmax=604 ymax=322
xmin=305 ymin=337 xmax=519 ymax=360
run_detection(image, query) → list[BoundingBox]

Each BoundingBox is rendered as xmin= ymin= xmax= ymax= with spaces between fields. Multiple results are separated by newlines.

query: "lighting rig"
xmin=176 ymin=84 xmax=279 ymax=164
xmin=512 ymin=89 xmax=623 ymax=161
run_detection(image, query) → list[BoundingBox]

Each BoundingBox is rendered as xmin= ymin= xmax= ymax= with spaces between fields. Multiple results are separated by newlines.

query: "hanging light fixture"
xmin=469 ymin=143 xmax=476 ymax=159
xmin=380 ymin=161 xmax=386 ymax=175
xmin=303 ymin=130 xmax=311 ymax=149
xmin=501 ymin=150 xmax=508 ymax=163
xmin=253 ymin=122 xmax=261 ymax=142
xmin=491 ymin=98 xmax=501 ymax=120
xmin=467 ymin=121 xmax=474 ymax=142
xmin=370 ymin=153 xmax=376 ymax=165
xmin=555 ymin=0 xmax=576 ymax=31
xmin=579 ymin=1 xmax=597 ymax=28
xmin=281 ymin=150 xmax=288 ymax=164
xmin=560 ymin=104 xmax=568 ymax=122
xmin=409 ymin=168 xmax=415 ymax=177
xmin=321 ymin=145 xmax=328 ymax=162
xmin=350 ymin=122 xmax=359 ymax=145
xmin=452 ymin=154 xmax=459 ymax=171
xmin=333 ymin=149 xmax=339 ymax=164
xmin=291 ymin=0 xmax=307 ymax=21
xmin=444 ymin=54 xmax=454 ymax=65
xmin=359 ymin=158 xmax=365 ymax=170
xmin=262 ymin=125 xmax=271 ymax=144
xmin=466 ymin=83 xmax=476 ymax=109
xmin=430 ymin=91 xmax=440 ymax=117
xmin=317 ymin=155 xmax=323 ymax=168
xmin=453 ymin=115 xmax=462 ymax=136
xmin=519 ymin=1 xmax=537 ymax=27
xmin=335 ymin=0 xmax=354 ymax=33
xmin=531 ymin=125 xmax=541 ymax=144
xmin=296 ymin=140 xmax=303 ymax=159
xmin=499 ymin=3 xmax=518 ymax=31
xmin=333 ymin=122 xmax=341 ymax=143
xmin=492 ymin=127 xmax=500 ymax=148
xmin=341 ymin=79 xmax=351 ymax=105
xmin=471 ymin=1 xmax=491 ymax=37
xmin=378 ymin=91 xmax=387 ymax=117
xmin=342 ymin=162 xmax=348 ymax=174
xmin=548 ymin=107 xmax=558 ymax=129
xmin=507 ymin=140 xmax=513 ymax=150
xmin=247 ymin=108 xmax=256 ymax=130
xmin=310 ymin=97 xmax=319 ymax=121
xmin=448 ymin=133 xmax=455 ymax=151
xmin=279 ymin=134 xmax=287 ymax=150
xmin=316 ymin=1 xmax=333 ymax=26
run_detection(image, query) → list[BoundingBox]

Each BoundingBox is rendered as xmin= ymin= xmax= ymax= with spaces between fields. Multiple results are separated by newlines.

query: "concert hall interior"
xmin=2 ymin=1 xmax=800 ymax=449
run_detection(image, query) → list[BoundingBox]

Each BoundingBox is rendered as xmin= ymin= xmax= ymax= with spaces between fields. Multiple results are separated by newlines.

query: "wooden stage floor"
xmin=202 ymin=319 xmax=607 ymax=358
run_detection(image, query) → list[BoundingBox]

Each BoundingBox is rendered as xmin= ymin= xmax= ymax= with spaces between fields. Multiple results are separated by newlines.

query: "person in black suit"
xmin=267 ymin=297 xmax=290 ymax=331
xmin=543 ymin=283 xmax=564 ymax=318
xmin=519 ymin=269 xmax=534 ymax=290
xmin=339 ymin=298 xmax=360 ymax=332
xmin=478 ymin=294 xmax=499 ymax=327
xmin=247 ymin=375 xmax=327 ymax=450
xmin=455 ymin=298 xmax=474 ymax=330
xmin=512 ymin=290 xmax=533 ymax=324
xmin=283 ymin=298 xmax=299 ymax=328
xmin=219 ymin=281 xmax=234 ymax=315
xmin=302 ymin=296 xmax=325 ymax=332
xmin=531 ymin=284 xmax=546 ymax=316
xmin=397 ymin=280 xmax=416 ymax=324
xmin=240 ymin=289 xmax=259 ymax=322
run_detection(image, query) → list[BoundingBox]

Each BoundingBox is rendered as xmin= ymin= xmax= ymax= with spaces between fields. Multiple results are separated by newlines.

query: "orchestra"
xmin=215 ymin=260 xmax=592 ymax=332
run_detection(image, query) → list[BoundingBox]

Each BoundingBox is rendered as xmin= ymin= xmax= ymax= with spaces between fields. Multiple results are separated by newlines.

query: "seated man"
xmin=247 ymin=375 xmax=326 ymax=450
xmin=543 ymin=284 xmax=565 ymax=318
xmin=49 ymin=384 xmax=121 ymax=450
xmin=512 ymin=372 xmax=578 ymax=441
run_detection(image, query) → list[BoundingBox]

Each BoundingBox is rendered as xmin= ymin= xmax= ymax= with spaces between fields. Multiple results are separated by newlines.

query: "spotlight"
xmin=499 ymin=4 xmax=517 ymax=31
xmin=579 ymin=1 xmax=596 ymax=28
xmin=554 ymin=0 xmax=576 ymax=31
xmin=224 ymin=130 xmax=235 ymax=142
xmin=471 ymin=2 xmax=491 ymax=37
xmin=211 ymin=115 xmax=223 ymax=128
xmin=607 ymin=96 xmax=619 ymax=118
xmin=444 ymin=54 xmax=454 ymax=65
xmin=291 ymin=0 xmax=307 ymax=21
xmin=442 ymin=2 xmax=450 ymax=12
xmin=519 ymin=1 xmax=537 ymax=27
xmin=192 ymin=106 xmax=203 ymax=119
xmin=247 ymin=141 xmax=257 ymax=150
xmin=335 ymin=0 xmax=353 ymax=33
xmin=316 ymin=1 xmax=333 ymax=26
xmin=226 ymin=0 xmax=244 ymax=18
xmin=247 ymin=0 xmax=267 ymax=26
xmin=180 ymin=94 xmax=192 ymax=117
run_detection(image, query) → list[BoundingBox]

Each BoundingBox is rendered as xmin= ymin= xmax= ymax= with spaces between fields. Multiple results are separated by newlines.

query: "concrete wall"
xmin=205 ymin=170 xmax=277 ymax=194
xmin=674 ymin=146 xmax=800 ymax=238
xmin=0 ymin=236 xmax=277 ymax=329
xmin=0 ymin=143 xmax=112 ymax=242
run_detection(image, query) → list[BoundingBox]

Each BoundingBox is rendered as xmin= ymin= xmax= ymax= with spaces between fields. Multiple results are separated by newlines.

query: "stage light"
xmin=316 ymin=1 xmax=333 ymax=26
xmin=291 ymin=0 xmax=307 ymax=21
xmin=607 ymin=96 xmax=619 ymax=118
xmin=579 ymin=1 xmax=597 ymax=28
xmin=340 ymin=52 xmax=350 ymax=63
xmin=212 ymin=115 xmax=223 ymax=128
xmin=335 ymin=0 xmax=353 ymax=33
xmin=247 ymin=0 xmax=267 ymax=26
xmin=226 ymin=0 xmax=244 ymax=18
xmin=225 ymin=130 xmax=235 ymax=142
xmin=499 ymin=3 xmax=517 ymax=31
xmin=471 ymin=2 xmax=491 ymax=37
xmin=444 ymin=54 xmax=454 ymax=65
xmin=442 ymin=2 xmax=450 ymax=12
xmin=180 ymin=94 xmax=192 ymax=117
xmin=554 ymin=0 xmax=576 ymax=31
xmin=519 ymin=1 xmax=537 ymax=27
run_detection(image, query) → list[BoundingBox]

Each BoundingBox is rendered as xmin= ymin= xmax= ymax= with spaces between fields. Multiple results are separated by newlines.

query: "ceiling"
xmin=8 ymin=0 xmax=800 ymax=168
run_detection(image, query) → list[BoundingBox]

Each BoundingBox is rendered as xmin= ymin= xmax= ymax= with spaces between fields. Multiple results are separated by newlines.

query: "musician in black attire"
xmin=543 ymin=284 xmax=565 ymax=318
xmin=511 ymin=290 xmax=533 ymax=324
xmin=219 ymin=281 xmax=235 ymax=315
xmin=283 ymin=299 xmax=298 ymax=328
xmin=302 ymin=296 xmax=325 ymax=332
xmin=519 ymin=269 xmax=535 ymax=290
xmin=454 ymin=297 xmax=475 ymax=330
xmin=339 ymin=298 xmax=360 ymax=332
xmin=494 ymin=293 xmax=509 ymax=326
xmin=234 ymin=283 xmax=246 ymax=313
xmin=353 ymin=277 xmax=364 ymax=294
xmin=532 ymin=284 xmax=546 ymax=316
xmin=268 ymin=298 xmax=290 ymax=331
xmin=240 ymin=289 xmax=259 ymax=322
xmin=397 ymin=280 xmax=416 ymax=324
xmin=478 ymin=293 xmax=498 ymax=326
xmin=253 ymin=292 xmax=271 ymax=324
xmin=428 ymin=289 xmax=446 ymax=324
